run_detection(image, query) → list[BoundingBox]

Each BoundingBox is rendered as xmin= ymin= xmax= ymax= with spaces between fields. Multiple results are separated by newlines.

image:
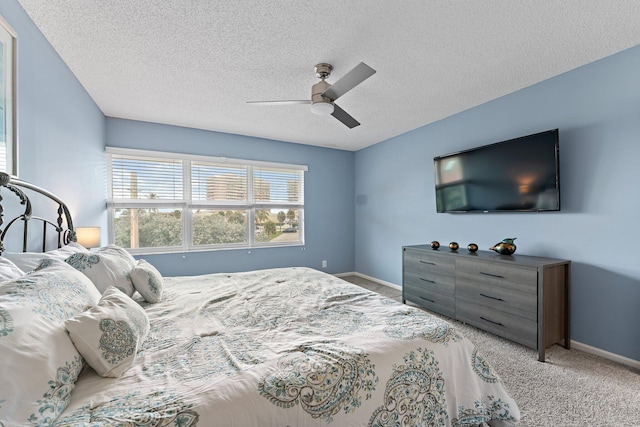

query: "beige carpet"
xmin=447 ymin=318 xmax=640 ymax=426
xmin=342 ymin=275 xmax=640 ymax=427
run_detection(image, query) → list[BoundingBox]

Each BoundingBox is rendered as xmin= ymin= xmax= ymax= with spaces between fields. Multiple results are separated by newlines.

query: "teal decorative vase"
xmin=490 ymin=238 xmax=517 ymax=255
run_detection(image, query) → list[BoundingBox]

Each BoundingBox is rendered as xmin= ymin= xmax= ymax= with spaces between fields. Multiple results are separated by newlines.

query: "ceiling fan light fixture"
xmin=311 ymin=101 xmax=334 ymax=116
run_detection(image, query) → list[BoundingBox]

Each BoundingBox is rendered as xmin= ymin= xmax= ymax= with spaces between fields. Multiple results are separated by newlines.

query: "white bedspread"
xmin=55 ymin=267 xmax=520 ymax=426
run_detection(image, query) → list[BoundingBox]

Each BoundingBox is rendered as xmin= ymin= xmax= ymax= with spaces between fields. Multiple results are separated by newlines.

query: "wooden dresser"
xmin=402 ymin=245 xmax=571 ymax=361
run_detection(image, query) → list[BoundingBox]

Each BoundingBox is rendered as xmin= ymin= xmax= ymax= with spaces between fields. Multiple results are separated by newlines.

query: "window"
xmin=107 ymin=147 xmax=306 ymax=253
xmin=0 ymin=16 xmax=17 ymax=175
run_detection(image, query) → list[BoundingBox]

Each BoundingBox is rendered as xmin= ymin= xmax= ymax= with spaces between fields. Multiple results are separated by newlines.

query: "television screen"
xmin=434 ymin=129 xmax=560 ymax=213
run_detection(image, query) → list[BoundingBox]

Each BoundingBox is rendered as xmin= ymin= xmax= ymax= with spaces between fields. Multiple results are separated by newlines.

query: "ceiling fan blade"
xmin=247 ymin=100 xmax=311 ymax=105
xmin=322 ymin=62 xmax=376 ymax=101
xmin=331 ymin=104 xmax=360 ymax=129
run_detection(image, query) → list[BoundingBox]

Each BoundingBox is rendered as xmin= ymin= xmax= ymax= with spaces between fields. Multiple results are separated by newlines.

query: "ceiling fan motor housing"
xmin=312 ymin=79 xmax=332 ymax=103
xmin=311 ymin=79 xmax=334 ymax=115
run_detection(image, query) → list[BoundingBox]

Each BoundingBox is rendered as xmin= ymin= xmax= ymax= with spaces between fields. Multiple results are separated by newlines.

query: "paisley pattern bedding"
xmin=56 ymin=267 xmax=520 ymax=426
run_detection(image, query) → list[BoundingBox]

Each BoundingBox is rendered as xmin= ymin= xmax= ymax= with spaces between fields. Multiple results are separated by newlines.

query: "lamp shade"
xmin=76 ymin=226 xmax=101 ymax=249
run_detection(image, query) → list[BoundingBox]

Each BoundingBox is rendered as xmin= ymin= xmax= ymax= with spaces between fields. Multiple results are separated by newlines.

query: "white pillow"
xmin=65 ymin=286 xmax=150 ymax=378
xmin=96 ymin=244 xmax=137 ymax=267
xmin=130 ymin=259 xmax=164 ymax=303
xmin=0 ymin=259 xmax=101 ymax=425
xmin=0 ymin=257 xmax=24 ymax=282
xmin=3 ymin=241 xmax=88 ymax=272
xmin=65 ymin=245 xmax=136 ymax=296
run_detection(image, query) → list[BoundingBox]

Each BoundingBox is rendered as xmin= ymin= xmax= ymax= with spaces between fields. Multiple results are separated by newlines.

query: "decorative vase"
xmin=490 ymin=238 xmax=517 ymax=255
xmin=430 ymin=241 xmax=440 ymax=250
xmin=449 ymin=242 xmax=459 ymax=251
xmin=467 ymin=243 xmax=478 ymax=253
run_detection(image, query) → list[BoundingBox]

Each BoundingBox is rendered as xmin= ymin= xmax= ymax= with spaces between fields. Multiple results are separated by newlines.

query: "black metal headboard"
xmin=0 ymin=172 xmax=76 ymax=254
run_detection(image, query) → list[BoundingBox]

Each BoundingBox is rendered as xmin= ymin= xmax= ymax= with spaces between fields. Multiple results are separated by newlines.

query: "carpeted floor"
xmin=341 ymin=274 xmax=640 ymax=427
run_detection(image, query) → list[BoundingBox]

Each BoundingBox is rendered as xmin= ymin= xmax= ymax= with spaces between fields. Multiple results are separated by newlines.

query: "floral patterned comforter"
xmin=56 ymin=267 xmax=520 ymax=426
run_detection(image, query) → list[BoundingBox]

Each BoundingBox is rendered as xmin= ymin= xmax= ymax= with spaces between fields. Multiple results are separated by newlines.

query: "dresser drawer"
xmin=456 ymin=297 xmax=537 ymax=348
xmin=456 ymin=279 xmax=536 ymax=321
xmin=456 ymin=258 xmax=537 ymax=294
xmin=404 ymin=282 xmax=455 ymax=318
xmin=403 ymin=249 xmax=454 ymax=296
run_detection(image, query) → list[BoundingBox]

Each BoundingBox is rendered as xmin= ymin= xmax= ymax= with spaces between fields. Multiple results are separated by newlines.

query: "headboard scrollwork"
xmin=0 ymin=172 xmax=76 ymax=254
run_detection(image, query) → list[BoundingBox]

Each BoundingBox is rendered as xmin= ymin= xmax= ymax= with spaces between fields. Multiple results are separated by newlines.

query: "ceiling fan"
xmin=247 ymin=62 xmax=376 ymax=129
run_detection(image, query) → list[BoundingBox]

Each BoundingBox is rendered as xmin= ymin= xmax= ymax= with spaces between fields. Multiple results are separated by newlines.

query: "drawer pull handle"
xmin=419 ymin=260 xmax=436 ymax=265
xmin=419 ymin=277 xmax=436 ymax=284
xmin=480 ymin=316 xmax=504 ymax=327
xmin=480 ymin=293 xmax=504 ymax=302
xmin=480 ymin=271 xmax=505 ymax=279
xmin=419 ymin=296 xmax=435 ymax=303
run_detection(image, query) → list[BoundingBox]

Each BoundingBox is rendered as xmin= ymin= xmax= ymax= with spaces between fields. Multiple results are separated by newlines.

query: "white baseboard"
xmin=335 ymin=271 xmax=401 ymax=291
xmin=570 ymin=340 xmax=640 ymax=370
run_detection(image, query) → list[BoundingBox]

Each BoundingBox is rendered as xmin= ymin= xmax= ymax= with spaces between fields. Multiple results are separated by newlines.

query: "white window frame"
xmin=0 ymin=16 xmax=17 ymax=176
xmin=106 ymin=147 xmax=307 ymax=254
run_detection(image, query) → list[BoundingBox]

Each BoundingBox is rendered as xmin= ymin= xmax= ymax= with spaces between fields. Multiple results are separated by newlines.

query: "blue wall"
xmin=1 ymin=1 xmax=106 ymax=232
xmin=354 ymin=44 xmax=640 ymax=362
xmin=106 ymin=118 xmax=355 ymax=276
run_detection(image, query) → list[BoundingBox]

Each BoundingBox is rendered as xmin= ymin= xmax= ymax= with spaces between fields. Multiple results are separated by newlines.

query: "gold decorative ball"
xmin=467 ymin=243 xmax=478 ymax=253
xmin=449 ymin=242 xmax=459 ymax=251
xmin=430 ymin=241 xmax=440 ymax=250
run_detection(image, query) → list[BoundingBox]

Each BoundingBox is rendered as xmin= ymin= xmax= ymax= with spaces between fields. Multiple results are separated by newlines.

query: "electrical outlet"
xmin=322 ymin=260 xmax=327 ymax=268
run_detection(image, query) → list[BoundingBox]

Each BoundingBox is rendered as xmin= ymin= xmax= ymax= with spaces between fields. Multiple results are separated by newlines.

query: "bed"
xmin=0 ymin=172 xmax=520 ymax=427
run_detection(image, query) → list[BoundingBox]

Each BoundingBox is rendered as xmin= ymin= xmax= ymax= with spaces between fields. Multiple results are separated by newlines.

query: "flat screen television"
xmin=434 ymin=129 xmax=560 ymax=213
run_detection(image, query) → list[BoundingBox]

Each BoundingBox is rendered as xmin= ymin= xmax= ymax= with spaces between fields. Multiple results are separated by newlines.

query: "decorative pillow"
xmin=65 ymin=245 xmax=136 ymax=296
xmin=3 ymin=241 xmax=88 ymax=272
xmin=0 ymin=259 xmax=101 ymax=426
xmin=129 ymin=259 xmax=164 ymax=303
xmin=65 ymin=286 xmax=150 ymax=378
xmin=0 ymin=257 xmax=24 ymax=282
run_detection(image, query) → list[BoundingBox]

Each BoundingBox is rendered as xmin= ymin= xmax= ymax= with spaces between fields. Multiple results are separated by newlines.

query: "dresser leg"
xmin=538 ymin=348 xmax=546 ymax=362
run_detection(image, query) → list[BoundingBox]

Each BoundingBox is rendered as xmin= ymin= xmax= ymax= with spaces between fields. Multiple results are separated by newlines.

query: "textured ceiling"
xmin=16 ymin=1 xmax=640 ymax=151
